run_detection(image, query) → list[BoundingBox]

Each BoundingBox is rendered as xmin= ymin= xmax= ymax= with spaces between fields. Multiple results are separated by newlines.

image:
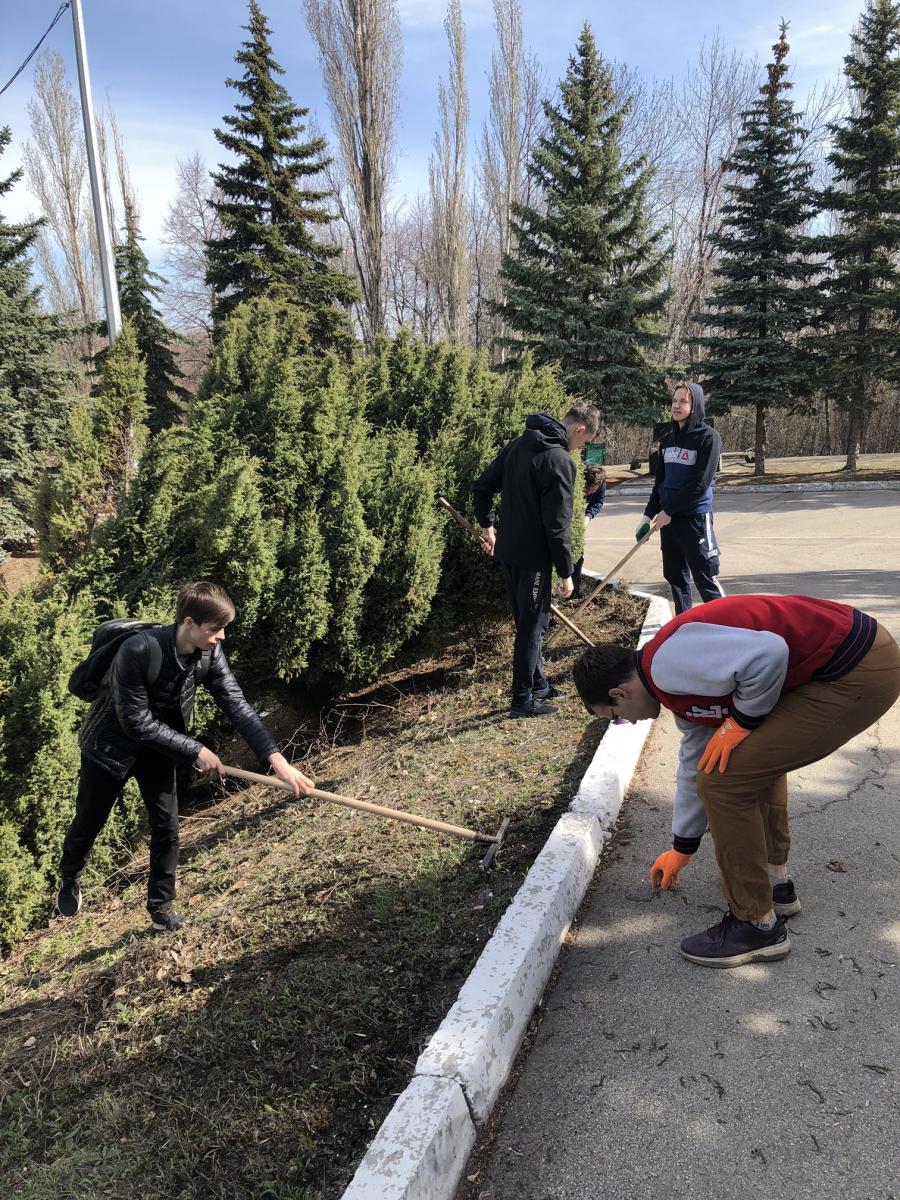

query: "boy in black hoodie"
xmin=639 ymin=382 xmax=725 ymax=614
xmin=472 ymin=402 xmax=601 ymax=717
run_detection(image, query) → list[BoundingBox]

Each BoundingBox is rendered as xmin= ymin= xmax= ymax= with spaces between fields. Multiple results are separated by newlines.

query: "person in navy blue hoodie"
xmin=472 ymin=402 xmax=600 ymax=718
xmin=639 ymin=382 xmax=725 ymax=614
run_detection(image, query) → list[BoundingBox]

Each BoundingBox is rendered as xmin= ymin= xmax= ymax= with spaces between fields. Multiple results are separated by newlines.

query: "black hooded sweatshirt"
xmin=472 ymin=413 xmax=575 ymax=578
xmin=645 ymin=382 xmax=722 ymax=519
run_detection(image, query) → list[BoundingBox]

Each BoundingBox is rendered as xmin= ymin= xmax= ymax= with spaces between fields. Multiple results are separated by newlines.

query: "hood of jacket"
xmin=524 ymin=412 xmax=569 ymax=450
xmin=670 ymin=382 xmax=708 ymax=436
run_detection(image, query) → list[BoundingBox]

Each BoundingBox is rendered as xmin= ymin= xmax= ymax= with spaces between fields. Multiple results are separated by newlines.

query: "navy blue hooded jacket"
xmin=645 ymin=383 xmax=721 ymax=519
xmin=472 ymin=413 xmax=575 ymax=577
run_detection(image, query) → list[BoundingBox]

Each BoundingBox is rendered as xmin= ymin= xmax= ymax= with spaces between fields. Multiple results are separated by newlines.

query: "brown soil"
xmin=0 ymin=552 xmax=41 ymax=595
xmin=0 ymin=587 xmax=646 ymax=1200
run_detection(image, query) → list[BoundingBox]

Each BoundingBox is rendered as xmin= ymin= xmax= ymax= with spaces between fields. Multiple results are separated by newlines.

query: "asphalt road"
xmin=464 ymin=486 xmax=900 ymax=1200
xmin=586 ymin=485 xmax=900 ymax=636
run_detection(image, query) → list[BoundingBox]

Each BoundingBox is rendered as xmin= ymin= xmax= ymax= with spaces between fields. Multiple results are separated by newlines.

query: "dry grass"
xmin=0 ymin=588 xmax=646 ymax=1200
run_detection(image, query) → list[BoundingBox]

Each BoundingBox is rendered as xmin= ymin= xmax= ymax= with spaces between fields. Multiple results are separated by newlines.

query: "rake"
xmin=544 ymin=525 xmax=655 ymax=648
xmin=437 ymin=496 xmax=595 ymax=648
xmin=221 ymin=765 xmax=511 ymax=870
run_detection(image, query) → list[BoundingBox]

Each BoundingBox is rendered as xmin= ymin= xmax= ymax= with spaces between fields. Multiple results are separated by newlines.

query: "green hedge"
xmin=0 ymin=299 xmax=581 ymax=944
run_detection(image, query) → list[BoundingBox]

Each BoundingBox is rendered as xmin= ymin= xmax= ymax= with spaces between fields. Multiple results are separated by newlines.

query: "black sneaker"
xmin=56 ymin=877 xmax=82 ymax=917
xmin=680 ymin=910 xmax=791 ymax=969
xmin=150 ymin=904 xmax=185 ymax=933
xmin=532 ymin=683 xmax=564 ymax=701
xmin=509 ymin=697 xmax=558 ymax=718
xmin=772 ymin=879 xmax=801 ymax=917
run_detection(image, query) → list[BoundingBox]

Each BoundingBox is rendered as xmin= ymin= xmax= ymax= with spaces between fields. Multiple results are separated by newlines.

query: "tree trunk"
xmin=844 ymin=403 xmax=862 ymax=471
xmin=754 ymin=400 xmax=767 ymax=476
xmin=823 ymin=393 xmax=832 ymax=456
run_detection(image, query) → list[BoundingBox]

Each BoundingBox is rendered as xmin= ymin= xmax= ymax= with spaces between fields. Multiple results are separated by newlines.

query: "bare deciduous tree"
xmin=657 ymin=36 xmax=759 ymax=368
xmin=475 ymin=0 xmax=544 ymax=360
xmin=24 ymin=51 xmax=100 ymax=328
xmin=303 ymin=0 xmax=402 ymax=344
xmin=384 ymin=196 xmax=441 ymax=341
xmin=429 ymin=0 xmax=470 ymax=344
xmin=161 ymin=154 xmax=222 ymax=340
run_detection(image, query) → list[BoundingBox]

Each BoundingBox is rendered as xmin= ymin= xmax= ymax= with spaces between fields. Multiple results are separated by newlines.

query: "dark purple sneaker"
xmin=680 ymin=910 xmax=791 ymax=968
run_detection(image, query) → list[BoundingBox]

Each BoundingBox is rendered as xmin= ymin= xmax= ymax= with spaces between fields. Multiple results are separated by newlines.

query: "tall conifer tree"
xmin=816 ymin=0 xmax=900 ymax=469
xmin=0 ymin=126 xmax=71 ymax=556
xmin=494 ymin=25 xmax=670 ymax=423
xmin=116 ymin=202 xmax=188 ymax=434
xmin=206 ymin=1 xmax=358 ymax=349
xmin=697 ymin=24 xmax=820 ymax=476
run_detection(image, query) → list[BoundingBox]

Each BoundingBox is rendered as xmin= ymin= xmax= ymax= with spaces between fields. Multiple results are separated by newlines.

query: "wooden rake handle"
xmin=220 ymin=764 xmax=499 ymax=846
xmin=437 ymin=497 xmax=594 ymax=649
xmin=544 ymin=528 xmax=655 ymax=648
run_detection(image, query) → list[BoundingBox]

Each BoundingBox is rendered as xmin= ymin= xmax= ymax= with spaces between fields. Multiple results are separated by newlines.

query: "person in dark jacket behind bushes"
xmin=572 ymin=464 xmax=607 ymax=600
xmin=57 ymin=581 xmax=313 ymax=931
xmin=472 ymin=401 xmax=601 ymax=718
xmin=638 ymin=382 xmax=725 ymax=613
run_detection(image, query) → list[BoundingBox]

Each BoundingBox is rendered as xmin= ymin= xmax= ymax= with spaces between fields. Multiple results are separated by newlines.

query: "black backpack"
xmin=68 ymin=620 xmax=163 ymax=702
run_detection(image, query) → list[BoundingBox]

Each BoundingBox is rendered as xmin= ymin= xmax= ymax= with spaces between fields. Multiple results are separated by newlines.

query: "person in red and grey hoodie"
xmin=573 ymin=595 xmax=900 ymax=968
xmin=637 ymin=382 xmax=725 ymax=613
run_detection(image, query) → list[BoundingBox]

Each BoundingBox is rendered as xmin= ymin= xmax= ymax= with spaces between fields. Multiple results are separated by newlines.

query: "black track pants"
xmin=660 ymin=512 xmax=725 ymax=614
xmin=502 ymin=563 xmax=552 ymax=705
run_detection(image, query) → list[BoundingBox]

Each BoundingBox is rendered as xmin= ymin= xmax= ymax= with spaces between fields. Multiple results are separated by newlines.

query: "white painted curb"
xmin=341 ymin=1075 xmax=476 ymax=1200
xmin=615 ymin=478 xmax=900 ymax=496
xmin=340 ymin=589 xmax=671 ymax=1200
xmin=415 ymin=810 xmax=603 ymax=1124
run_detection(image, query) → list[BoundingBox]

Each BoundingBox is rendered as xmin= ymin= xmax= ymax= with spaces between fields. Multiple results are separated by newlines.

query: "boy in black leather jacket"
xmin=57 ymin=581 xmax=313 ymax=931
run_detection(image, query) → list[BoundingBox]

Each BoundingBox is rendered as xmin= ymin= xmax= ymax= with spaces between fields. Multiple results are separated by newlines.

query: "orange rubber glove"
xmin=698 ymin=717 xmax=752 ymax=774
xmin=650 ymin=848 xmax=692 ymax=889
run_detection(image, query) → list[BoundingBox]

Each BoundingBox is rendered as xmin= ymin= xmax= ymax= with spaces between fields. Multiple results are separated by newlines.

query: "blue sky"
xmin=0 ymin=0 xmax=864 ymax=269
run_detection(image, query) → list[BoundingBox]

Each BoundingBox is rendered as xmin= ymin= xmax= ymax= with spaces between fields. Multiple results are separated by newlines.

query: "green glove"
xmin=635 ymin=517 xmax=652 ymax=542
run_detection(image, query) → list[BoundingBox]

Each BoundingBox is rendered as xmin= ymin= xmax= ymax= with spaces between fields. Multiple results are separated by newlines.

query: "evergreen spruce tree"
xmin=494 ymin=25 xmax=670 ymax=423
xmin=206 ymin=0 xmax=358 ymax=349
xmin=0 ymin=126 xmax=72 ymax=557
xmin=116 ymin=202 xmax=188 ymax=434
xmin=36 ymin=319 xmax=148 ymax=572
xmin=816 ymin=0 xmax=900 ymax=469
xmin=697 ymin=24 xmax=820 ymax=476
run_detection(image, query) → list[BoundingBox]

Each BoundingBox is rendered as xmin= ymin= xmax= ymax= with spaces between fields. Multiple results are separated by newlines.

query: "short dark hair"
xmin=572 ymin=643 xmax=636 ymax=713
xmin=564 ymin=401 xmax=602 ymax=440
xmin=175 ymin=581 xmax=236 ymax=627
xmin=584 ymin=465 xmax=606 ymax=488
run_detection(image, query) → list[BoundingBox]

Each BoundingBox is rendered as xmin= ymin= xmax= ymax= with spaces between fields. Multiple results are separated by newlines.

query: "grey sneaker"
xmin=56 ymin=877 xmax=82 ymax=917
xmin=509 ymin=697 xmax=558 ymax=718
xmin=772 ymin=879 xmax=801 ymax=916
xmin=150 ymin=903 xmax=185 ymax=933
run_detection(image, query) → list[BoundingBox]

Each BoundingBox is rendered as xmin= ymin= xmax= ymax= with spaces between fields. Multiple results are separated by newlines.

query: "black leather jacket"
xmin=78 ymin=624 xmax=278 ymax=779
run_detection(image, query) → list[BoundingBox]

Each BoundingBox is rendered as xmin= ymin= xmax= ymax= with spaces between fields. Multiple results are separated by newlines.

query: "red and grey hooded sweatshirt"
xmin=633 ymin=595 xmax=877 ymax=853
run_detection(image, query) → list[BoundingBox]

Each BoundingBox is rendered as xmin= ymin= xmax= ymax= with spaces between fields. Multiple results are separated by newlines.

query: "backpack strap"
xmin=196 ymin=649 xmax=212 ymax=683
xmin=139 ymin=631 xmax=164 ymax=688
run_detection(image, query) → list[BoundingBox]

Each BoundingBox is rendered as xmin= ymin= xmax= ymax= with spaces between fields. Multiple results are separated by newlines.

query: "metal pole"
xmin=70 ymin=0 xmax=121 ymax=342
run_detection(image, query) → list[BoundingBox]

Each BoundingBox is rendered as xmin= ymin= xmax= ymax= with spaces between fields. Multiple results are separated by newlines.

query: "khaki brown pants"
xmin=696 ymin=624 xmax=900 ymax=921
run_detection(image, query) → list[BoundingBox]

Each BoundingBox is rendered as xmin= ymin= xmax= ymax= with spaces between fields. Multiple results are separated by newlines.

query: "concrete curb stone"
xmin=613 ymin=478 xmax=900 ymax=496
xmin=340 ymin=589 xmax=671 ymax=1200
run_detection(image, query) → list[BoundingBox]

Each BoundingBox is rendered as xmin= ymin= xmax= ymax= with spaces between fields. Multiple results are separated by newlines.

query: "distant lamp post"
xmin=70 ymin=0 xmax=121 ymax=342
